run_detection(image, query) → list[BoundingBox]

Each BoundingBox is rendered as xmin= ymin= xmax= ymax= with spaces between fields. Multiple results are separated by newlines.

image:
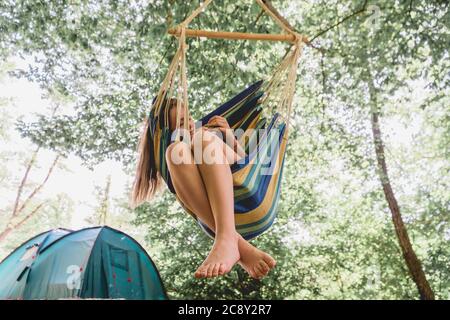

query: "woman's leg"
xmin=166 ymin=139 xmax=275 ymax=279
xmin=166 ymin=141 xmax=216 ymax=230
xmin=167 ymin=140 xmax=237 ymax=278
xmin=192 ymin=130 xmax=276 ymax=278
xmin=190 ymin=130 xmax=241 ymax=278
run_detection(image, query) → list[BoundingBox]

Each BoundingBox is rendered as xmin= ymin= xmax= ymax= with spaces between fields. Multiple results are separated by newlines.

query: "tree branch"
xmin=310 ymin=0 xmax=369 ymax=43
xmin=12 ymin=146 xmax=40 ymax=217
xmin=15 ymin=155 xmax=60 ymax=215
xmin=0 ymin=202 xmax=47 ymax=242
xmin=11 ymin=104 xmax=60 ymax=216
xmin=254 ymin=8 xmax=265 ymax=25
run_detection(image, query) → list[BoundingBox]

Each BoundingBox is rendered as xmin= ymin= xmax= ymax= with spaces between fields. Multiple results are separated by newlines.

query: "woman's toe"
xmin=263 ymin=255 xmax=276 ymax=269
xmin=256 ymin=264 xmax=266 ymax=276
xmin=205 ymin=264 xmax=213 ymax=278
xmin=212 ymin=264 xmax=220 ymax=277
xmin=195 ymin=266 xmax=205 ymax=278
xmin=218 ymin=263 xmax=226 ymax=275
xmin=249 ymin=269 xmax=258 ymax=279
xmin=253 ymin=266 xmax=264 ymax=279
xmin=259 ymin=261 xmax=270 ymax=274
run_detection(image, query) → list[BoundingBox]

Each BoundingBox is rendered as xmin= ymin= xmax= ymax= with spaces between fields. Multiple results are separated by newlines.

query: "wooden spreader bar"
xmin=168 ymin=28 xmax=308 ymax=43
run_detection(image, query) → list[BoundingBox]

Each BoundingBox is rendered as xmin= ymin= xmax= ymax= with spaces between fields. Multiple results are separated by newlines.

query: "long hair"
xmin=130 ymin=97 xmax=177 ymax=208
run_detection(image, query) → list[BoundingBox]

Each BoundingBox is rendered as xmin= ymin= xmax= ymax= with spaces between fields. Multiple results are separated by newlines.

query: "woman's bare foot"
xmin=195 ymin=233 xmax=240 ymax=278
xmin=237 ymin=236 xmax=276 ymax=279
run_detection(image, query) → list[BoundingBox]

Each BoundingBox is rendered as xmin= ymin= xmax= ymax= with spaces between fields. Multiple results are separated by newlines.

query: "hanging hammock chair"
xmin=135 ymin=0 xmax=307 ymax=240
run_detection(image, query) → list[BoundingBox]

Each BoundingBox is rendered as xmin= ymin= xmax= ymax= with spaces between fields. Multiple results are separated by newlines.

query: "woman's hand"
xmin=205 ymin=116 xmax=245 ymax=158
xmin=206 ymin=115 xmax=230 ymax=132
xmin=206 ymin=116 xmax=234 ymax=142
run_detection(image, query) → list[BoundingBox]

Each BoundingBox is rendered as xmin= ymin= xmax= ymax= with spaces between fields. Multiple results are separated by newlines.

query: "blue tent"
xmin=0 ymin=226 xmax=167 ymax=300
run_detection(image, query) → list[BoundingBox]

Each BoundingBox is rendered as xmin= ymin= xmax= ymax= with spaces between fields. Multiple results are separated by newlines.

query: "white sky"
xmin=0 ymin=61 xmax=130 ymax=229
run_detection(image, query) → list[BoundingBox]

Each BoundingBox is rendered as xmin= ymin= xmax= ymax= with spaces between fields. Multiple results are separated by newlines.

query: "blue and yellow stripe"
xmin=149 ymin=81 xmax=288 ymax=240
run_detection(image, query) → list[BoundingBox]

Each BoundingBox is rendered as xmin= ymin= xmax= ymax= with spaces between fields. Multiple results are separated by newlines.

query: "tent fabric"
xmin=0 ymin=228 xmax=71 ymax=299
xmin=0 ymin=226 xmax=167 ymax=300
xmin=80 ymin=227 xmax=167 ymax=299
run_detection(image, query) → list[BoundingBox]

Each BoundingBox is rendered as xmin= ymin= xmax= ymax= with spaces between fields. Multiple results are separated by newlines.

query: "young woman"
xmin=132 ymin=99 xmax=276 ymax=279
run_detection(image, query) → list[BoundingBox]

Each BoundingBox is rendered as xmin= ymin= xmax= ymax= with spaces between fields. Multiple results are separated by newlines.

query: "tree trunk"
xmin=12 ymin=146 xmax=40 ymax=217
xmin=98 ymin=175 xmax=111 ymax=225
xmin=16 ymin=155 xmax=60 ymax=214
xmin=0 ymin=202 xmax=46 ymax=242
xmin=1 ymin=105 xmax=61 ymax=242
xmin=0 ymin=227 xmax=13 ymax=243
xmin=1 ymin=155 xmax=59 ymax=241
xmin=370 ymin=111 xmax=435 ymax=300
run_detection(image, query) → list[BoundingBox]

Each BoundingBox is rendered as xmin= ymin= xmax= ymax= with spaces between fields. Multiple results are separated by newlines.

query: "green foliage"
xmin=0 ymin=0 xmax=449 ymax=299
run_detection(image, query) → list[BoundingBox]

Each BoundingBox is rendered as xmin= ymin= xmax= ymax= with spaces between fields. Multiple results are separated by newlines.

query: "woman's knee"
xmin=192 ymin=130 xmax=228 ymax=164
xmin=165 ymin=141 xmax=192 ymax=166
xmin=192 ymin=129 xmax=223 ymax=150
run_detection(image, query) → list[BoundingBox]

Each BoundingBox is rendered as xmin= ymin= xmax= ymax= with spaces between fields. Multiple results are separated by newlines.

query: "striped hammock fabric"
xmin=149 ymin=80 xmax=288 ymax=240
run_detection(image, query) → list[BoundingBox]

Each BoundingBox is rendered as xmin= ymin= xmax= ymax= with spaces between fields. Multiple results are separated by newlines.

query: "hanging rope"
xmin=179 ymin=0 xmax=213 ymax=28
xmin=255 ymin=0 xmax=295 ymax=36
xmin=156 ymin=0 xmax=304 ymax=142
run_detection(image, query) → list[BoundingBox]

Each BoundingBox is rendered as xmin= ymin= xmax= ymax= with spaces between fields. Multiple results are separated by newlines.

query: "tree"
xmin=0 ymin=0 xmax=448 ymax=299
xmin=0 ymin=62 xmax=74 ymax=259
xmin=86 ymin=174 xmax=111 ymax=225
xmin=370 ymin=94 xmax=434 ymax=299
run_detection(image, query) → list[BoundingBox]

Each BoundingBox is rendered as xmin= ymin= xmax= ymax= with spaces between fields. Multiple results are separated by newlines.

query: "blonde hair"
xmin=130 ymin=98 xmax=178 ymax=208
